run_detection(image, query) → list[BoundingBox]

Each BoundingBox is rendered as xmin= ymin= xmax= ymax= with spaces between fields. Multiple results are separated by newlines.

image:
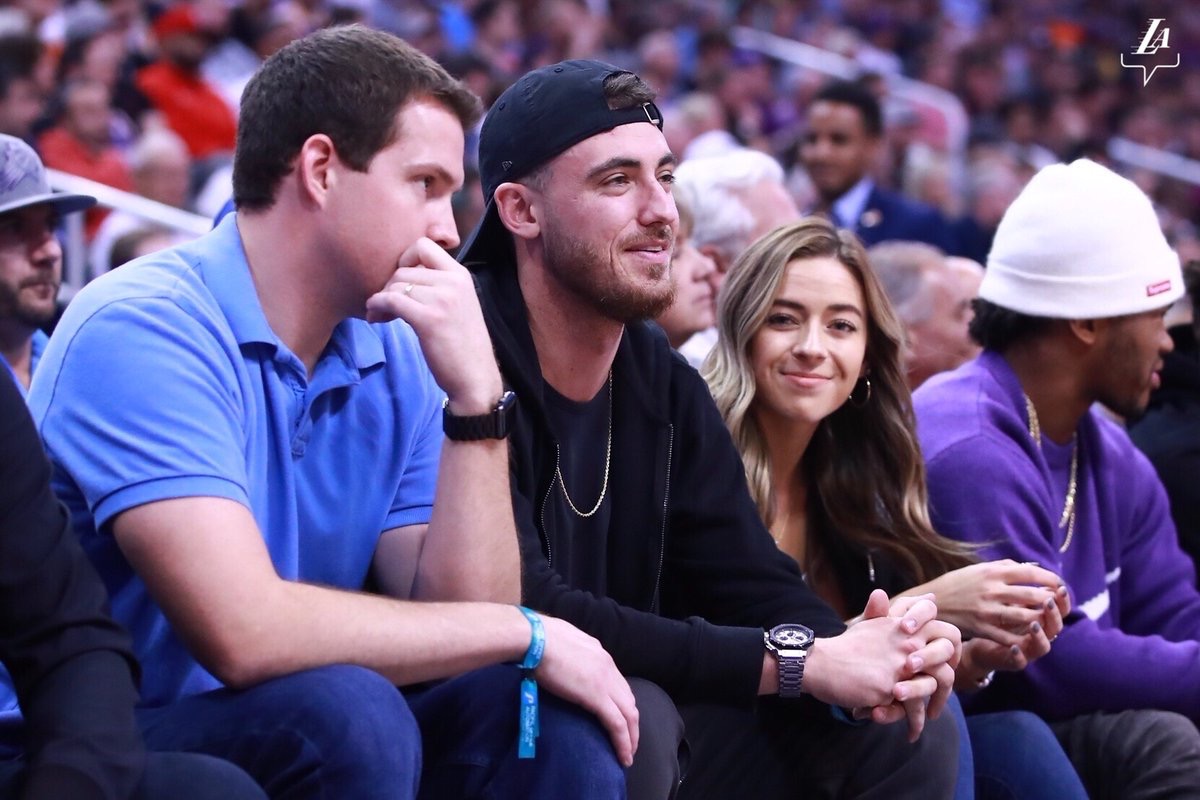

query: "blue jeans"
xmin=138 ymin=663 xmax=623 ymax=799
xmin=408 ymin=664 xmax=624 ymax=799
xmin=948 ymin=694 xmax=1087 ymax=800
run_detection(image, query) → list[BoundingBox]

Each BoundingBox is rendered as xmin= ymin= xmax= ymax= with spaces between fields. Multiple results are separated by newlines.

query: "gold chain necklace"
xmin=1023 ymin=393 xmax=1078 ymax=553
xmin=554 ymin=371 xmax=613 ymax=518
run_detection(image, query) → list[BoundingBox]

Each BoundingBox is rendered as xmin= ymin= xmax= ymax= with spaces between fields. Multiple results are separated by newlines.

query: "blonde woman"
xmin=704 ymin=217 xmax=1085 ymax=800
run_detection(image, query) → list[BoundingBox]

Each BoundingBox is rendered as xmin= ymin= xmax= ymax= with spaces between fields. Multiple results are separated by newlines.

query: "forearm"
xmin=201 ymin=582 xmax=532 ymax=688
xmin=523 ymin=557 xmax=765 ymax=704
xmin=415 ymin=435 xmax=521 ymax=603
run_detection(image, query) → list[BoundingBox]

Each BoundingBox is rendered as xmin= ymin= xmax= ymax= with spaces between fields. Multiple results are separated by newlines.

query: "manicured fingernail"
xmin=909 ymin=655 xmax=924 ymax=672
xmin=1030 ymin=622 xmax=1041 ymax=634
xmin=1046 ymin=598 xmax=1056 ymax=610
xmin=1057 ymin=585 xmax=1067 ymax=594
xmin=1010 ymin=645 xmax=1020 ymax=655
xmin=903 ymin=618 xmax=918 ymax=632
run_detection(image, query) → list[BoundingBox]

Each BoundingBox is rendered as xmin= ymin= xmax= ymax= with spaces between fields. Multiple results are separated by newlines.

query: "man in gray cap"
xmin=0 ymin=133 xmax=94 ymax=395
xmin=0 ymin=141 xmax=267 ymax=800
xmin=916 ymin=159 xmax=1200 ymax=797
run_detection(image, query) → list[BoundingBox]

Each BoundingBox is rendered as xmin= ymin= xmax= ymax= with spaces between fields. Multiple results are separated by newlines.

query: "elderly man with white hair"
xmin=672 ymin=148 xmax=799 ymax=366
xmin=868 ymin=240 xmax=981 ymax=390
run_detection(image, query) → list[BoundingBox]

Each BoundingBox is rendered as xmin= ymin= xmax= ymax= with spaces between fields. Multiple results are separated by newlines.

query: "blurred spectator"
xmin=470 ymin=0 xmax=523 ymax=78
xmin=202 ymin=0 xmax=306 ymax=111
xmin=135 ymin=5 xmax=236 ymax=173
xmin=673 ymin=148 xmax=798 ymax=366
xmin=653 ymin=174 xmax=716 ymax=350
xmin=800 ymin=79 xmax=955 ymax=252
xmin=55 ymin=23 xmax=139 ymax=151
xmin=451 ymin=167 xmax=484 ymax=249
xmin=108 ymin=224 xmax=177 ymax=270
xmin=675 ymin=148 xmax=798 ymax=283
xmin=1129 ymin=258 xmax=1200 ymax=579
xmin=526 ymin=0 xmax=604 ymax=68
xmin=868 ymin=240 xmax=980 ymax=390
xmin=665 ymin=91 xmax=738 ymax=161
xmin=88 ymin=127 xmax=193 ymax=280
xmin=37 ymin=78 xmax=133 ymax=238
xmin=998 ymin=96 xmax=1057 ymax=172
xmin=0 ymin=33 xmax=45 ymax=139
xmin=637 ymin=29 xmax=684 ymax=103
xmin=950 ymin=149 xmax=1026 ymax=263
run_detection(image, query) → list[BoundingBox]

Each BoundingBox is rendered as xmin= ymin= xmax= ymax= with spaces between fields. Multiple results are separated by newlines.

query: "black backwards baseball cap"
xmin=458 ymin=59 xmax=663 ymax=269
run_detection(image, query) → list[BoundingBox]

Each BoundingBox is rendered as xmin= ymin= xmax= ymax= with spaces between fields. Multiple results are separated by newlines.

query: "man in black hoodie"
xmin=460 ymin=59 xmax=962 ymax=799
xmin=0 ymin=371 xmax=266 ymax=799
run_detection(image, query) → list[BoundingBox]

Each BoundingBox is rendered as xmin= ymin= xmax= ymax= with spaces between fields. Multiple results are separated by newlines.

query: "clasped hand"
xmin=804 ymin=590 xmax=961 ymax=742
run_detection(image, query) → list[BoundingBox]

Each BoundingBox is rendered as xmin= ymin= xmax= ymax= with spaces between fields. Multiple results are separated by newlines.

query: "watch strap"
xmin=443 ymin=391 xmax=517 ymax=441
xmin=777 ymin=651 xmax=806 ymax=698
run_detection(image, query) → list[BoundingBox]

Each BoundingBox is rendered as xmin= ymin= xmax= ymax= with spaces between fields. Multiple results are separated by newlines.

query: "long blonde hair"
xmin=702 ymin=218 xmax=972 ymax=585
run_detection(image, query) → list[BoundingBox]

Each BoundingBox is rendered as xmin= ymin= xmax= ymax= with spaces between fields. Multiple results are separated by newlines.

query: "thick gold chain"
xmin=1024 ymin=393 xmax=1077 ymax=553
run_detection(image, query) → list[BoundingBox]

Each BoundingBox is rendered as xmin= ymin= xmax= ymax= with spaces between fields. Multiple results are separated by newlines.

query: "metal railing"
xmin=730 ymin=26 xmax=970 ymax=172
xmin=1107 ymin=137 xmax=1200 ymax=187
xmin=46 ymin=168 xmax=211 ymax=296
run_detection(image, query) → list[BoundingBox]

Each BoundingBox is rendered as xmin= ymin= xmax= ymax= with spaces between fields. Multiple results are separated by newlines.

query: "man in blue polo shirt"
xmin=28 ymin=26 xmax=636 ymax=799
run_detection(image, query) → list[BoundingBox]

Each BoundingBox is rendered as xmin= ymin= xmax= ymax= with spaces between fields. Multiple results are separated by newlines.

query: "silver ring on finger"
xmin=403 ymin=282 xmax=415 ymax=296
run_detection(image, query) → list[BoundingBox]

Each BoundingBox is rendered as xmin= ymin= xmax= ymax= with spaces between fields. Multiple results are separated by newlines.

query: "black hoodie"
xmin=1129 ymin=324 xmax=1200 ymax=576
xmin=0 ymin=372 xmax=144 ymax=797
xmin=475 ymin=264 xmax=845 ymax=706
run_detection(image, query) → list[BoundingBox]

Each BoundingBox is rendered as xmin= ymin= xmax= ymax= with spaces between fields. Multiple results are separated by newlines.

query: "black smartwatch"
xmin=443 ymin=391 xmax=518 ymax=441
xmin=764 ymin=623 xmax=815 ymax=698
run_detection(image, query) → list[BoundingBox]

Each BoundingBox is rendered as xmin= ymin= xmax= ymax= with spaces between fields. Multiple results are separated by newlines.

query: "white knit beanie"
xmin=981 ymin=159 xmax=1183 ymax=318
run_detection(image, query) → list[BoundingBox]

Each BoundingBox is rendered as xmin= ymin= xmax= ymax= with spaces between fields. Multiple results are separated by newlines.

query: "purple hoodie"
xmin=914 ymin=350 xmax=1200 ymax=720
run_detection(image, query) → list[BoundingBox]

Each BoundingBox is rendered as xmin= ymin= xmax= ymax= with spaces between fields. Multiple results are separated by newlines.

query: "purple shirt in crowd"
xmin=915 ymin=350 xmax=1200 ymax=721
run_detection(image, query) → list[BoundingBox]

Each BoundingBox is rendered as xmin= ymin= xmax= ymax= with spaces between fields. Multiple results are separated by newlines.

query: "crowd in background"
xmin=3 ymin=5 xmax=1200 ymax=796
xmin=1 ymin=0 xmax=1198 ymax=276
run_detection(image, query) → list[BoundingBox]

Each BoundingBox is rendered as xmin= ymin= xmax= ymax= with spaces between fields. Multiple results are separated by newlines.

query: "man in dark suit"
xmin=800 ymin=80 xmax=953 ymax=251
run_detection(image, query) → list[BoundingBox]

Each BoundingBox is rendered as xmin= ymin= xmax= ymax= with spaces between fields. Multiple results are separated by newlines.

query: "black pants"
xmin=625 ymin=686 xmax=959 ymax=800
xmin=625 ymin=679 xmax=688 ymax=800
xmin=0 ymin=751 xmax=265 ymax=800
xmin=1051 ymin=710 xmax=1200 ymax=800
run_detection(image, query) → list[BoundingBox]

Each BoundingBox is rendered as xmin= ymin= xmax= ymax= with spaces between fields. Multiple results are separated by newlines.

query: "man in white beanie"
xmin=914 ymin=158 xmax=1200 ymax=797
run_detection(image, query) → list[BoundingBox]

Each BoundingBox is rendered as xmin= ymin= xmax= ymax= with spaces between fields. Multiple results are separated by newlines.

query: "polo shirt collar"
xmin=200 ymin=214 xmax=386 ymax=377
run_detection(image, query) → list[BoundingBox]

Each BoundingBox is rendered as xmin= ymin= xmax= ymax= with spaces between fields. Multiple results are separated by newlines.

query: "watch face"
xmin=770 ymin=624 xmax=814 ymax=648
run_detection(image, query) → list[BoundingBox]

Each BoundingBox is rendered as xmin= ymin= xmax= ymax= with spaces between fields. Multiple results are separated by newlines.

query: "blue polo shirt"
xmin=25 ymin=214 xmax=443 ymax=708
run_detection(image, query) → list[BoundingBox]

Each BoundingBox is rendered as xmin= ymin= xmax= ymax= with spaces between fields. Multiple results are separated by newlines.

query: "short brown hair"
xmin=233 ymin=25 xmax=481 ymax=211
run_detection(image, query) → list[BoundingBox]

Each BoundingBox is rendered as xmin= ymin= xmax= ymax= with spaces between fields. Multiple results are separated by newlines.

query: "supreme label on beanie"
xmin=1146 ymin=280 xmax=1173 ymax=297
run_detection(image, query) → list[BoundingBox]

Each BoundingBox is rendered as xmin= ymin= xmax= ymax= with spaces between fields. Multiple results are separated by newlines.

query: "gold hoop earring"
xmin=849 ymin=377 xmax=872 ymax=408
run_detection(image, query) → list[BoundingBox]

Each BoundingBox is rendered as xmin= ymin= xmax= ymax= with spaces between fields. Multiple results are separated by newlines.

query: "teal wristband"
xmin=516 ymin=606 xmax=545 ymax=759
